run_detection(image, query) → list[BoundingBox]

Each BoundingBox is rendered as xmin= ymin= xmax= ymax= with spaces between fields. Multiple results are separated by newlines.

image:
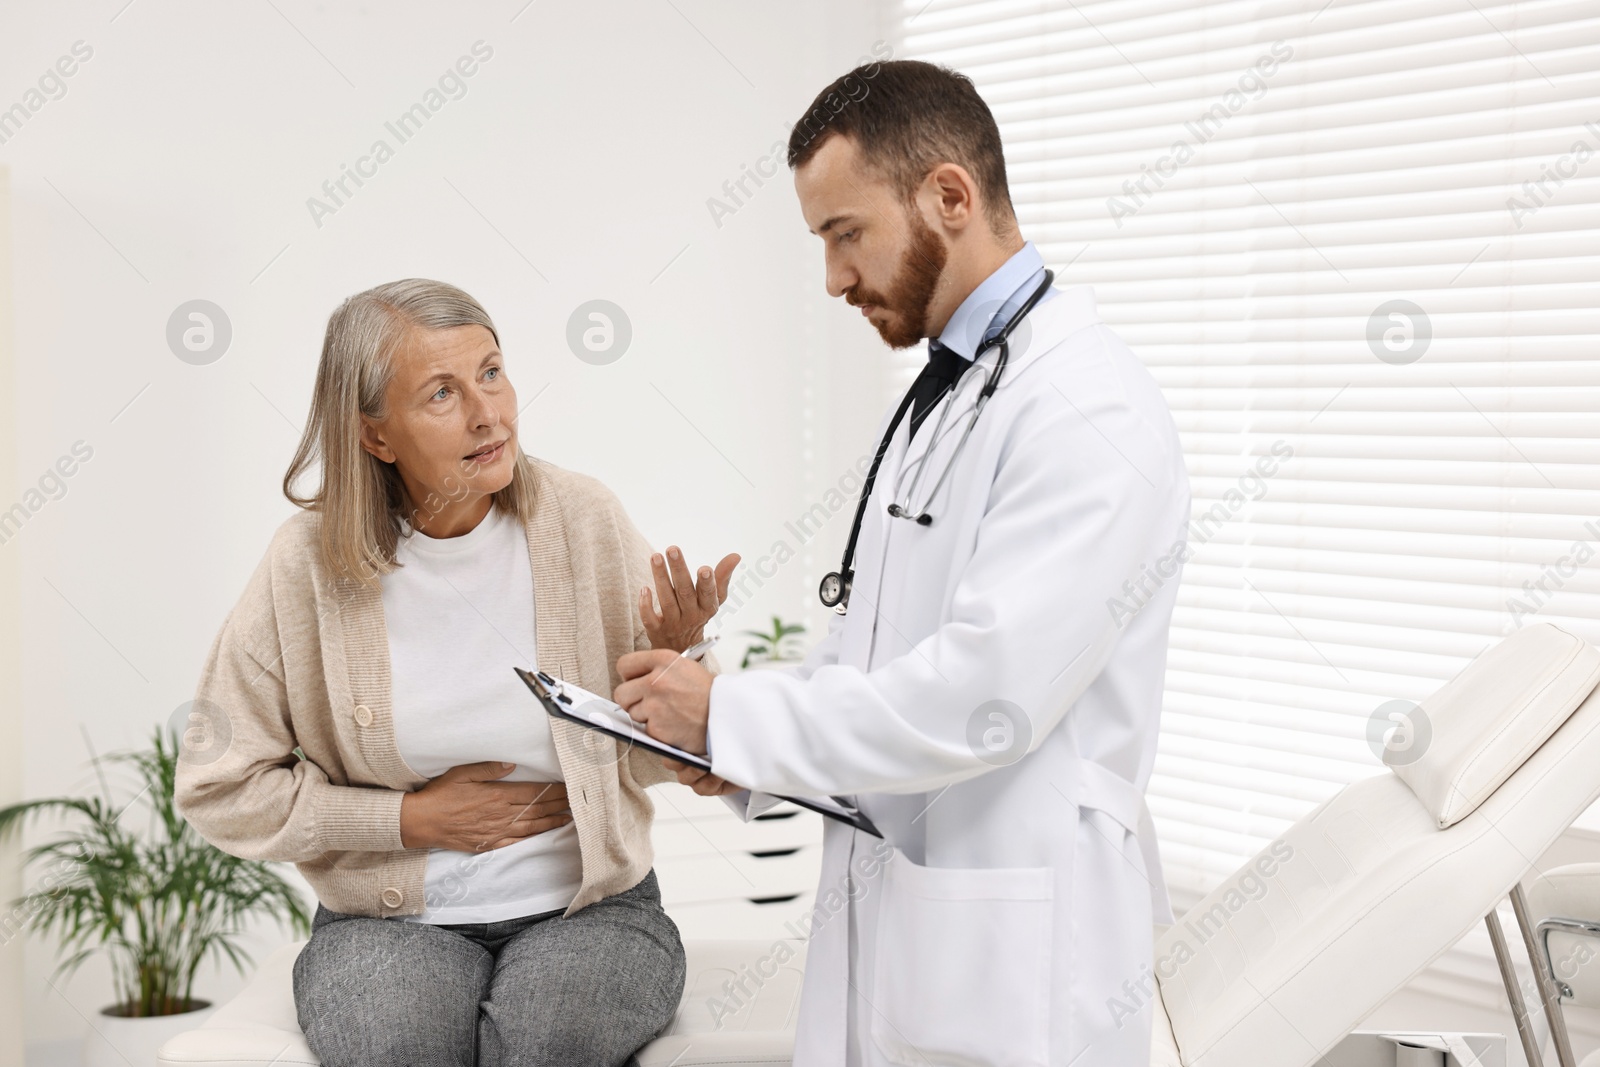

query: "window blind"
xmin=898 ymin=0 xmax=1600 ymax=913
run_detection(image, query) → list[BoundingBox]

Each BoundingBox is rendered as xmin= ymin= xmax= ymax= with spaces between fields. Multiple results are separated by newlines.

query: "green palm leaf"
xmin=739 ymin=615 xmax=809 ymax=668
xmin=0 ymin=725 xmax=310 ymax=1016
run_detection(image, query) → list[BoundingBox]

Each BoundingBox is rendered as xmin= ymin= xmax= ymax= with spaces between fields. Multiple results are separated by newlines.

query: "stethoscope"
xmin=819 ymin=269 xmax=1055 ymax=612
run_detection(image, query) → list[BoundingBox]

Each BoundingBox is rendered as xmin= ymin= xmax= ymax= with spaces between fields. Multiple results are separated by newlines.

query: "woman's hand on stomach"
xmin=399 ymin=761 xmax=572 ymax=852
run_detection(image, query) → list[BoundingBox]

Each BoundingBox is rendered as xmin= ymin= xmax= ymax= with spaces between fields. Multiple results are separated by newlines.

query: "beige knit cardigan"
xmin=175 ymin=457 xmax=713 ymax=919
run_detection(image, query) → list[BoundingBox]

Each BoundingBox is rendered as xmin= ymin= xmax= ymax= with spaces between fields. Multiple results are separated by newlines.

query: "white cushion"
xmin=633 ymin=939 xmax=807 ymax=1067
xmin=159 ymin=938 xmax=803 ymax=1067
xmin=1526 ymin=862 xmax=1600 ymax=923
xmin=1388 ymin=623 xmax=1600 ymax=828
xmin=158 ymin=940 xmax=314 ymax=1065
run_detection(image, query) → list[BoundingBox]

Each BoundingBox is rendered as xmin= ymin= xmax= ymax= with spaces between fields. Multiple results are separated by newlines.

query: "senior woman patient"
xmin=175 ymin=278 xmax=738 ymax=1067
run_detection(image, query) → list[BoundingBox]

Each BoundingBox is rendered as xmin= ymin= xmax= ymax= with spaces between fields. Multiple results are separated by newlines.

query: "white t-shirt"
xmin=381 ymin=504 xmax=583 ymax=923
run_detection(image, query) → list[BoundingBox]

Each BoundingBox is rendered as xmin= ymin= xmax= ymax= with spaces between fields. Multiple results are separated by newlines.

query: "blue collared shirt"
xmin=932 ymin=240 xmax=1056 ymax=361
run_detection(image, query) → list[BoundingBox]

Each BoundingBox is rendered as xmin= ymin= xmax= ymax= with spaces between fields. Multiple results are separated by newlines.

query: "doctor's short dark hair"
xmin=787 ymin=59 xmax=1017 ymax=237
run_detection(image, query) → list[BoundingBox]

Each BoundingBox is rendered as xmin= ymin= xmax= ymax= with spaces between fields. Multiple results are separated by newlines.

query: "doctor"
xmin=616 ymin=59 xmax=1191 ymax=1066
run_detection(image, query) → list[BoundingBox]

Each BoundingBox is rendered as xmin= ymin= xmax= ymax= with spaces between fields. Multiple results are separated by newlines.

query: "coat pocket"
xmin=869 ymin=847 xmax=1055 ymax=1067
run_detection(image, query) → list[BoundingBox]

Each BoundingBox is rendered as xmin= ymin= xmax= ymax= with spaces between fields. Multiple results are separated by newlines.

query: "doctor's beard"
xmin=848 ymin=207 xmax=949 ymax=349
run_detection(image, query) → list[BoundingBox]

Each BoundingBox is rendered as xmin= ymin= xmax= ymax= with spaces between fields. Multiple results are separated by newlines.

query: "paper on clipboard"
xmin=513 ymin=667 xmax=882 ymax=837
xmin=516 ymin=667 xmax=712 ymax=770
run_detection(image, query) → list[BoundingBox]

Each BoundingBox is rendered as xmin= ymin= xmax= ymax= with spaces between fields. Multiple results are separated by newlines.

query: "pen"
xmin=648 ymin=635 xmax=720 ymax=690
xmin=679 ymin=635 xmax=719 ymax=662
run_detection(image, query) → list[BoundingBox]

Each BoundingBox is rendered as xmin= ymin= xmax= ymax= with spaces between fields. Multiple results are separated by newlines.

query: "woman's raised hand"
xmin=399 ymin=762 xmax=572 ymax=852
xmin=639 ymin=546 xmax=740 ymax=653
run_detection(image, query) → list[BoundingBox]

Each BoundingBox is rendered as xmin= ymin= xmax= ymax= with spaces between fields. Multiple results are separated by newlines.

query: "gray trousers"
xmin=292 ymin=869 xmax=686 ymax=1067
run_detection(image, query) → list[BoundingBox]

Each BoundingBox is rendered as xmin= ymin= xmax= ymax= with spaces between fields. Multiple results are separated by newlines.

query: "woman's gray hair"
xmin=283 ymin=278 xmax=537 ymax=587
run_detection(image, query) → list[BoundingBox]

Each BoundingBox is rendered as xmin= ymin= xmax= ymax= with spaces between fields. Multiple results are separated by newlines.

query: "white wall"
xmin=1 ymin=162 xmax=26 ymax=1067
xmin=0 ymin=0 xmax=891 ymax=1054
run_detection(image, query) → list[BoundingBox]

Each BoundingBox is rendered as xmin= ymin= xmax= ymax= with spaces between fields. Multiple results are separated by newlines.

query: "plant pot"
xmin=83 ymin=999 xmax=215 ymax=1067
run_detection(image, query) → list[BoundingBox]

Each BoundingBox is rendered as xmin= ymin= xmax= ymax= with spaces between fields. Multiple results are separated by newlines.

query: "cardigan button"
xmin=354 ymin=704 xmax=373 ymax=727
xmin=381 ymin=887 xmax=403 ymax=908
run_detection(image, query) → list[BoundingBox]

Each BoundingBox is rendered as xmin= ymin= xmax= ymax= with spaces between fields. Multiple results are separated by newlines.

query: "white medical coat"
xmin=706 ymin=284 xmax=1191 ymax=1067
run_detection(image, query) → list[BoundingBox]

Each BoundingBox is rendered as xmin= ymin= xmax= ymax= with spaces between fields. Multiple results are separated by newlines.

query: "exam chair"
xmin=161 ymin=622 xmax=1600 ymax=1067
xmin=1148 ymin=622 xmax=1600 ymax=1067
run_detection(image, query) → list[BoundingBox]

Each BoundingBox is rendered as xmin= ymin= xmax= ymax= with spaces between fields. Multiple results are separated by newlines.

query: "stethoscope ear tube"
xmin=820 ymin=269 xmax=1054 ymax=612
xmin=820 ymin=378 xmax=918 ymax=612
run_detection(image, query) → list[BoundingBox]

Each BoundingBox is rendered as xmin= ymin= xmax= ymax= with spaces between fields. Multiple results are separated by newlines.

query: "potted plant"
xmin=740 ymin=615 xmax=808 ymax=669
xmin=0 ymin=724 xmax=310 ymax=1067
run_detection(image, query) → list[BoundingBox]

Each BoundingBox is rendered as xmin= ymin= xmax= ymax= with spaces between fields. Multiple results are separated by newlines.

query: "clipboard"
xmin=513 ymin=667 xmax=882 ymax=838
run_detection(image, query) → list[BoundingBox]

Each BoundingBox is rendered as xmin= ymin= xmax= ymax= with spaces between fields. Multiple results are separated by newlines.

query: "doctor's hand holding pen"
xmin=615 ymin=636 xmax=746 ymax=798
xmin=627 ymin=643 xmax=745 ymax=799
xmin=638 ymin=545 xmax=741 ymax=653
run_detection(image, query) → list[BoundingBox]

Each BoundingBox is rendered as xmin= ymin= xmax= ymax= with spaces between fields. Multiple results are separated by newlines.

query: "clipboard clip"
xmin=531 ymin=670 xmax=572 ymax=706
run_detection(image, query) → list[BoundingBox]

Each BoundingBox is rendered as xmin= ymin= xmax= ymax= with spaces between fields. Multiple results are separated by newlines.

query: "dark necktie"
xmin=908 ymin=339 xmax=970 ymax=437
